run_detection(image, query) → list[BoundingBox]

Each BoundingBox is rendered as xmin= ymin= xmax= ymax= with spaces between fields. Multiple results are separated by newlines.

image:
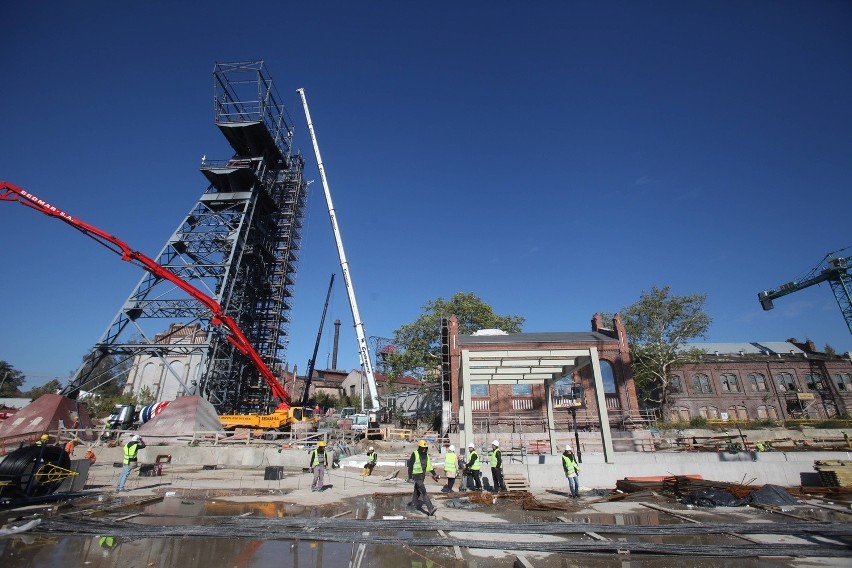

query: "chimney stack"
xmin=332 ymin=319 xmax=341 ymax=369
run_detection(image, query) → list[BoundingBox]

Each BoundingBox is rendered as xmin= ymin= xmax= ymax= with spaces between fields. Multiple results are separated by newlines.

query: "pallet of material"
xmin=814 ymin=460 xmax=852 ymax=487
xmin=503 ymin=473 xmax=530 ymax=492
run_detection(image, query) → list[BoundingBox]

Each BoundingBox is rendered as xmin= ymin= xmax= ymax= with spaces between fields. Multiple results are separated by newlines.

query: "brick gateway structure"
xmin=446 ymin=314 xmax=641 ymax=463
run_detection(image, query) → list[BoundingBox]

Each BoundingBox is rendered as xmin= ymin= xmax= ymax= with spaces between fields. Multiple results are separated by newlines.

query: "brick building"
xmin=666 ymin=340 xmax=852 ymax=422
xmin=447 ymin=313 xmax=641 ymax=459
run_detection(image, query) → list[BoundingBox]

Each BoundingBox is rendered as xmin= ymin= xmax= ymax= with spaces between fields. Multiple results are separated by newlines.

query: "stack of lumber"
xmin=503 ymin=473 xmax=530 ymax=492
xmin=814 ymin=460 xmax=852 ymax=487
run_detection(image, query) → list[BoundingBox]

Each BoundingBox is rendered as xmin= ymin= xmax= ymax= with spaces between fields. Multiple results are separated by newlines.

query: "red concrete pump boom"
xmin=0 ymin=181 xmax=290 ymax=407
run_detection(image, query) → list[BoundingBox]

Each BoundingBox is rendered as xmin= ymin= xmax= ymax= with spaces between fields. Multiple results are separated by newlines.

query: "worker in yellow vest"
xmin=406 ymin=440 xmax=438 ymax=515
xmin=442 ymin=445 xmax=458 ymax=493
xmin=562 ymin=445 xmax=580 ymax=498
xmin=310 ymin=441 xmax=329 ymax=492
xmin=465 ymin=442 xmax=482 ymax=490
xmin=489 ymin=440 xmax=507 ymax=492
xmin=362 ymin=446 xmax=377 ymax=476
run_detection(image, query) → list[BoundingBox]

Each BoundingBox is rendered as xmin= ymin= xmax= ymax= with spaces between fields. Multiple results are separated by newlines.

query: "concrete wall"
xmin=505 ymin=450 xmax=852 ymax=489
xmin=90 ymin=443 xmax=852 ymax=490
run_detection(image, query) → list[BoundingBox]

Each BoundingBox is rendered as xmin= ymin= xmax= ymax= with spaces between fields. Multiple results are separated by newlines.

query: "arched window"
xmin=774 ymin=372 xmax=797 ymax=392
xmin=719 ymin=373 xmax=740 ymax=393
xmin=756 ymin=405 xmax=778 ymax=420
xmin=599 ymin=360 xmax=617 ymax=394
xmin=670 ymin=406 xmax=690 ymax=421
xmin=748 ymin=373 xmax=767 ymax=392
xmin=727 ymin=405 xmax=748 ymax=421
xmin=692 ymin=373 xmax=713 ymax=394
xmin=698 ymin=406 xmax=719 ymax=419
xmin=669 ymin=375 xmax=684 ymax=394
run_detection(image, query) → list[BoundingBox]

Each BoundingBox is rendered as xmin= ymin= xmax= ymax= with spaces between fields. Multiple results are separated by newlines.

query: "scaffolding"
xmin=67 ymin=61 xmax=307 ymax=413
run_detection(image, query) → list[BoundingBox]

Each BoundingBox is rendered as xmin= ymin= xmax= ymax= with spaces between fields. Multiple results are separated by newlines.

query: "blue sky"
xmin=2 ymin=1 xmax=851 ymax=390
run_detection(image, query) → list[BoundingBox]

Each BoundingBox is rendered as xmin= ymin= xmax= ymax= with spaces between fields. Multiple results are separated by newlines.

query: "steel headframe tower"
xmin=66 ymin=61 xmax=308 ymax=413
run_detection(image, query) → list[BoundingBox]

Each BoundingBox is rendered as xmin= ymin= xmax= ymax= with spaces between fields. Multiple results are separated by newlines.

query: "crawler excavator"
xmin=0 ymin=181 xmax=315 ymax=435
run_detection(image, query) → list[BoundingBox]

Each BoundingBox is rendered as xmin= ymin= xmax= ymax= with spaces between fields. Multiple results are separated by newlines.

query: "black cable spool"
xmin=0 ymin=444 xmax=71 ymax=497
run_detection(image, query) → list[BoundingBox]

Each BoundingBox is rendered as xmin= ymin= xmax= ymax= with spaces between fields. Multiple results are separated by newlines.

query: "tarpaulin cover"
xmin=683 ymin=484 xmax=800 ymax=507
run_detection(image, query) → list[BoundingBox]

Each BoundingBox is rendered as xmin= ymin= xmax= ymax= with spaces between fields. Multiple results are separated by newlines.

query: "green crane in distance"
xmin=758 ymin=246 xmax=852 ymax=336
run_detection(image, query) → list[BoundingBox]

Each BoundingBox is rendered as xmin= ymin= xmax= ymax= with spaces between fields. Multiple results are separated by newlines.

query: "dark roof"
xmin=459 ymin=331 xmax=617 ymax=345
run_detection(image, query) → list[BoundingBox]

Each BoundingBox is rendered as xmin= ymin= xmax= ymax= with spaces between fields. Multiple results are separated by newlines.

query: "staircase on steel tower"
xmin=66 ymin=61 xmax=307 ymax=413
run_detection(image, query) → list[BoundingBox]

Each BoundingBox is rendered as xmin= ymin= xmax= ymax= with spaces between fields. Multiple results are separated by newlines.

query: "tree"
xmin=0 ymin=361 xmax=26 ymax=397
xmin=387 ymin=292 xmax=525 ymax=380
xmin=23 ymin=379 xmax=63 ymax=399
xmin=619 ymin=285 xmax=711 ymax=410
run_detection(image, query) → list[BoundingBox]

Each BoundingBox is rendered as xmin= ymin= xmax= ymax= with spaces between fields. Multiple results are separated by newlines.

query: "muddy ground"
xmin=1 ymin=459 xmax=850 ymax=567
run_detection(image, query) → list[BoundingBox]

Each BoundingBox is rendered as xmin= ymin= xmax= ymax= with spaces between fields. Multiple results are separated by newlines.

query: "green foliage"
xmin=312 ymin=391 xmax=339 ymax=410
xmin=620 ymin=285 xmax=711 ymax=409
xmin=689 ymin=416 xmax=708 ymax=428
xmin=75 ymin=352 xmax=132 ymax=396
xmin=387 ymin=292 xmax=524 ymax=381
xmin=0 ymin=361 xmax=26 ymax=397
xmin=23 ymin=379 xmax=63 ymax=400
xmin=824 ymin=344 xmax=837 ymax=357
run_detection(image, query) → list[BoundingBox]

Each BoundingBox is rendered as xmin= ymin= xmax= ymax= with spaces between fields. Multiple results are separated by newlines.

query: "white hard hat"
xmin=492 ymin=440 xmax=499 ymax=447
xmin=368 ymin=447 xmax=374 ymax=451
xmin=448 ymin=445 xmax=455 ymax=452
xmin=565 ymin=445 xmax=572 ymax=452
xmin=468 ymin=442 xmax=475 ymax=448
xmin=131 ymin=435 xmax=139 ymax=441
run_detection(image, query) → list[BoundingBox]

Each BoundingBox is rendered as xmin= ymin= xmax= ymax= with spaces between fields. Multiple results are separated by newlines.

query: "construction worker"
xmin=489 ymin=440 xmax=507 ymax=492
xmin=465 ymin=442 xmax=482 ymax=490
xmin=310 ymin=441 xmax=329 ymax=491
xmin=407 ymin=439 xmax=438 ymax=515
xmin=84 ymin=447 xmax=97 ymax=464
xmin=562 ymin=445 xmax=580 ymax=498
xmin=64 ymin=438 xmax=78 ymax=457
xmin=362 ymin=446 xmax=377 ymax=476
xmin=442 ymin=445 xmax=458 ymax=493
xmin=36 ymin=433 xmax=50 ymax=446
xmin=116 ymin=435 xmax=145 ymax=492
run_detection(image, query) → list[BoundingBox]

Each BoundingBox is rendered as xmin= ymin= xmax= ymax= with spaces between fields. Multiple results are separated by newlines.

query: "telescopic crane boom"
xmin=758 ymin=247 xmax=852 ymax=336
xmin=301 ymin=273 xmax=335 ymax=409
xmin=0 ymin=181 xmax=291 ymax=407
xmin=297 ymin=88 xmax=381 ymax=411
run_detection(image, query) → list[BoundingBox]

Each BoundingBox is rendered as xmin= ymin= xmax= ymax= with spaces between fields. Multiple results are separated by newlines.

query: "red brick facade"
xmin=448 ymin=314 xmax=642 ymax=430
xmin=665 ymin=340 xmax=852 ymax=422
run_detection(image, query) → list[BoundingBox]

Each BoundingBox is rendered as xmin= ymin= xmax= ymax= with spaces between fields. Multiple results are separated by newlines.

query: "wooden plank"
xmin=437 ymin=529 xmax=464 ymax=560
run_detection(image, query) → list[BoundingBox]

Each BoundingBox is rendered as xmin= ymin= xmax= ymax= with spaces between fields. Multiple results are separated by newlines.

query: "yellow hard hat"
xmin=317 ymin=441 xmax=326 ymax=447
xmin=418 ymin=439 xmax=427 ymax=448
xmin=40 ymin=434 xmax=49 ymax=441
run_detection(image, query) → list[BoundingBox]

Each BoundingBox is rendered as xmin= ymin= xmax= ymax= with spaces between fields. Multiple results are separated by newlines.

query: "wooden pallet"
xmin=814 ymin=460 xmax=852 ymax=487
xmin=503 ymin=473 xmax=529 ymax=492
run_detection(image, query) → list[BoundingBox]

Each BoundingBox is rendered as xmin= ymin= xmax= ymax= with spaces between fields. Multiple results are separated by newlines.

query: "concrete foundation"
xmin=87 ymin=443 xmax=851 ymax=490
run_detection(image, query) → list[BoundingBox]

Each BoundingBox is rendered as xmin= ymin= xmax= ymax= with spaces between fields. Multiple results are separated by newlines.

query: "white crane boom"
xmin=297 ymin=88 xmax=380 ymax=411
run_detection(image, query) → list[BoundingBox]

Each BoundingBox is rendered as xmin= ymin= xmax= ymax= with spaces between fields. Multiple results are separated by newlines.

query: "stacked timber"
xmin=814 ymin=460 xmax=852 ymax=487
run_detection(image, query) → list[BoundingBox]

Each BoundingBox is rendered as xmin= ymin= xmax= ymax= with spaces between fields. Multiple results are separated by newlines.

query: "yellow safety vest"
xmin=444 ymin=452 xmax=457 ymax=474
xmin=469 ymin=451 xmax=481 ymax=471
xmin=489 ymin=448 xmax=502 ymax=468
xmin=412 ymin=451 xmax=433 ymax=475
xmin=562 ymin=453 xmax=578 ymax=475
xmin=123 ymin=442 xmax=140 ymax=465
xmin=311 ymin=449 xmax=328 ymax=467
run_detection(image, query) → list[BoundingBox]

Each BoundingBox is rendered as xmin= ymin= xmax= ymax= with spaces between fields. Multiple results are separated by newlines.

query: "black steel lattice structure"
xmin=66 ymin=61 xmax=307 ymax=413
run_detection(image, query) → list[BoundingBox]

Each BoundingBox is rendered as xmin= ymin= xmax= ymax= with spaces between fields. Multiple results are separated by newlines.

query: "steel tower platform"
xmin=68 ymin=61 xmax=307 ymax=413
